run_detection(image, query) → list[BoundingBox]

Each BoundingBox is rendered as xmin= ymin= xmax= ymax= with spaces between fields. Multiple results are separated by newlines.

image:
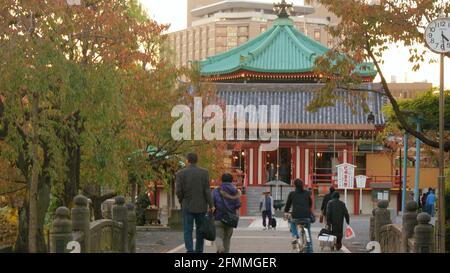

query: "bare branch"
xmin=0 ymin=186 xmax=27 ymax=196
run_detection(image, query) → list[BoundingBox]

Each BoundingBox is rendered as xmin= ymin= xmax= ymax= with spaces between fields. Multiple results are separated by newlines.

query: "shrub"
xmin=0 ymin=207 xmax=18 ymax=247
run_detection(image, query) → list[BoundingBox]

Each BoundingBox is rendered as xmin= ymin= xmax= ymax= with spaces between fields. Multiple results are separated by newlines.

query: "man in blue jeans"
xmin=176 ymin=153 xmax=215 ymax=253
xmin=284 ymin=179 xmax=314 ymax=253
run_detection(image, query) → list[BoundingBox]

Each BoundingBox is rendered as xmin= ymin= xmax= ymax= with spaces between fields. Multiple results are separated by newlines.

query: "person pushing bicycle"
xmin=284 ymin=179 xmax=314 ymax=253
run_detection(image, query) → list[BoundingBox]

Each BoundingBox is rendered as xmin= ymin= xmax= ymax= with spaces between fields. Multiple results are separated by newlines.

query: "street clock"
xmin=424 ymin=17 xmax=450 ymax=54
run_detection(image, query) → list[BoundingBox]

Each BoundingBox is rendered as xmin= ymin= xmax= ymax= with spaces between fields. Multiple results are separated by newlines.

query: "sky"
xmin=139 ymin=0 xmax=450 ymax=89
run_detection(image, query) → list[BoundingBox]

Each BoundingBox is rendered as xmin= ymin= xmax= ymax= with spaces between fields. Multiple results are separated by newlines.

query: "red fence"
xmin=309 ymin=174 xmax=403 ymax=189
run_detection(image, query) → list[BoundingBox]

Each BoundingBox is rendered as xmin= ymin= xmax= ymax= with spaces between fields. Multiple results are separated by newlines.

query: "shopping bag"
xmin=345 ymin=225 xmax=355 ymax=240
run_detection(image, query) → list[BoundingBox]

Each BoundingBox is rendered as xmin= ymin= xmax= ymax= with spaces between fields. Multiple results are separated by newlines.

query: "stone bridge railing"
xmin=50 ymin=195 xmax=136 ymax=253
xmin=371 ymin=200 xmax=434 ymax=253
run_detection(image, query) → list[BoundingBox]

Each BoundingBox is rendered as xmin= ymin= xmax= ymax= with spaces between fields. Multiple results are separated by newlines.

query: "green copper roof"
xmin=200 ymin=17 xmax=377 ymax=78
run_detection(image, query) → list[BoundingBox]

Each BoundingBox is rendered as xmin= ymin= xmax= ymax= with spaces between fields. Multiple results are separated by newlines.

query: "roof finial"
xmin=273 ymin=0 xmax=293 ymax=18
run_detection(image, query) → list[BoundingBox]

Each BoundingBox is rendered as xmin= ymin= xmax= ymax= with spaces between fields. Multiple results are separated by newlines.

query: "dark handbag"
xmin=270 ymin=217 xmax=277 ymax=228
xmin=199 ymin=212 xmax=216 ymax=241
xmin=310 ymin=212 xmax=316 ymax=224
xmin=219 ymin=193 xmax=239 ymax=228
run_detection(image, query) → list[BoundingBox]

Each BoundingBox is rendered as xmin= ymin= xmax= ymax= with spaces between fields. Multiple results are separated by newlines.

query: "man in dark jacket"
xmin=176 ymin=153 xmax=215 ymax=253
xmin=284 ymin=179 xmax=314 ymax=253
xmin=326 ymin=191 xmax=350 ymax=250
xmin=321 ymin=187 xmax=335 ymax=224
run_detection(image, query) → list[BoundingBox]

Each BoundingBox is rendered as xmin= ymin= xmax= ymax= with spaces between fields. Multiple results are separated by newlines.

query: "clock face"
xmin=424 ymin=17 xmax=450 ymax=53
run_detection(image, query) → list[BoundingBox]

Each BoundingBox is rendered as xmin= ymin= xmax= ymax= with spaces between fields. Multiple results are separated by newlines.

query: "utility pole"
xmin=424 ymin=15 xmax=449 ymax=252
xmin=27 ymin=10 xmax=39 ymax=254
xmin=437 ymin=52 xmax=446 ymax=253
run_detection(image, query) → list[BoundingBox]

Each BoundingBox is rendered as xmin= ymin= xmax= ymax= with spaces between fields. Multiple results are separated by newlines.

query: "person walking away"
xmin=326 ymin=191 xmax=350 ymax=251
xmin=176 ymin=153 xmax=215 ymax=253
xmin=320 ymin=187 xmax=335 ymax=224
xmin=268 ymin=163 xmax=277 ymax=181
xmin=284 ymin=179 xmax=314 ymax=253
xmin=260 ymin=191 xmax=274 ymax=230
xmin=213 ymin=173 xmax=241 ymax=253
xmin=426 ymin=189 xmax=436 ymax=217
xmin=421 ymin=190 xmax=429 ymax=213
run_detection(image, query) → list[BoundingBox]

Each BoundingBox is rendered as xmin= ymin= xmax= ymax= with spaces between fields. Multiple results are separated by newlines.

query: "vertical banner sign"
xmin=337 ymin=163 xmax=356 ymax=207
xmin=356 ymin=175 xmax=368 ymax=215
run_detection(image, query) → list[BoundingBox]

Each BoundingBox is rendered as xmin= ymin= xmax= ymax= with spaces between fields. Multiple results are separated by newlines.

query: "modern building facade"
xmin=168 ymin=0 xmax=339 ymax=67
xmin=388 ymin=82 xmax=433 ymax=100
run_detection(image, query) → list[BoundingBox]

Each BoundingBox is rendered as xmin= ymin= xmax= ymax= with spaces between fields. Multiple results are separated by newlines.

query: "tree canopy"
xmin=313 ymin=0 xmax=450 ymax=150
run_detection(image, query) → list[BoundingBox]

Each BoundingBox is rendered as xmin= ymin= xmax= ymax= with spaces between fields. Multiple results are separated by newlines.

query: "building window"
xmin=314 ymin=30 xmax=321 ymax=41
xmin=372 ymin=190 xmax=390 ymax=202
xmin=327 ymin=40 xmax=333 ymax=48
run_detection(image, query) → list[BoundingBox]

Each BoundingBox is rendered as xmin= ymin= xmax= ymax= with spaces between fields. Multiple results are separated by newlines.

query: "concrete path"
xmin=167 ymin=217 xmax=349 ymax=253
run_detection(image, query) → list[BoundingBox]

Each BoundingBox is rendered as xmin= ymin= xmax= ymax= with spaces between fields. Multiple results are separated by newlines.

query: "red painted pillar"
xmin=240 ymin=194 xmax=247 ymax=216
xmin=291 ymin=146 xmax=296 ymax=183
xmin=253 ymin=148 xmax=258 ymax=186
xmin=354 ymin=189 xmax=360 ymax=215
xmin=245 ymin=148 xmax=251 ymax=186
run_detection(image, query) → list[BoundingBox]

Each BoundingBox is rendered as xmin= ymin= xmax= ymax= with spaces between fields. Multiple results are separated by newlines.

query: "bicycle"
xmin=285 ymin=213 xmax=311 ymax=253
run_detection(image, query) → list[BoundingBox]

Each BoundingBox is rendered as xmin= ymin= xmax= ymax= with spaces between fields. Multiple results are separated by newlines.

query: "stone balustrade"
xmin=373 ymin=200 xmax=434 ymax=253
xmin=50 ymin=195 xmax=136 ymax=253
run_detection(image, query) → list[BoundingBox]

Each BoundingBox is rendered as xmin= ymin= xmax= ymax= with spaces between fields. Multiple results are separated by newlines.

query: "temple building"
xmin=197 ymin=1 xmax=438 ymax=216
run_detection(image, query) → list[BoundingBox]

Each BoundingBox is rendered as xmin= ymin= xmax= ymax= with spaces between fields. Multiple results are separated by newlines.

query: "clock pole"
xmin=438 ymin=51 xmax=446 ymax=253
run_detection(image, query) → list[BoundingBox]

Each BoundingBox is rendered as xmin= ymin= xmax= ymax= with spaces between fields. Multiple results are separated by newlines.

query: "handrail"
xmin=309 ymin=173 xmax=405 ymax=188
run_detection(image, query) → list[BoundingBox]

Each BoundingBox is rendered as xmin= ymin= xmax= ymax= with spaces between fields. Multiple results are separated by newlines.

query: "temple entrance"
xmin=313 ymin=151 xmax=339 ymax=184
xmin=264 ymin=148 xmax=292 ymax=184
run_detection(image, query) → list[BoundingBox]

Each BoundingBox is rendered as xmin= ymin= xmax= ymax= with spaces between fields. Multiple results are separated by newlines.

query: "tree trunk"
xmin=15 ymin=178 xmax=51 ymax=253
xmin=83 ymin=184 xmax=117 ymax=220
xmin=63 ymin=144 xmax=81 ymax=207
xmin=28 ymin=92 xmax=39 ymax=253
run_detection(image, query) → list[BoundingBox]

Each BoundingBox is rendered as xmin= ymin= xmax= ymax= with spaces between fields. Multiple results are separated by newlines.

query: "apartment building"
xmin=168 ymin=0 xmax=338 ymax=67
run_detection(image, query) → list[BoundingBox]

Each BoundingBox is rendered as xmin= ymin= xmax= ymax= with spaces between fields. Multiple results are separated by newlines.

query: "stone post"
xmin=102 ymin=199 xmax=114 ymax=219
xmin=169 ymin=209 xmax=183 ymax=230
xmin=369 ymin=208 xmax=376 ymax=241
xmin=412 ymin=213 xmax=434 ymax=253
xmin=374 ymin=200 xmax=392 ymax=243
xmin=112 ymin=196 xmax=128 ymax=253
xmin=402 ymin=200 xmax=418 ymax=253
xmin=50 ymin=207 xmax=73 ymax=253
xmin=126 ymin=203 xmax=136 ymax=253
xmin=71 ymin=195 xmax=90 ymax=253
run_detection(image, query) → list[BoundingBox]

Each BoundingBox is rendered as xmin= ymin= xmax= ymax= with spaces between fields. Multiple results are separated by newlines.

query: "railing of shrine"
xmin=371 ymin=200 xmax=434 ymax=253
xmin=309 ymin=174 xmax=404 ymax=188
xmin=49 ymin=195 xmax=136 ymax=253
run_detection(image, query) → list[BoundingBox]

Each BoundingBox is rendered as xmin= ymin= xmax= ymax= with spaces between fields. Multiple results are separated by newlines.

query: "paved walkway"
xmin=166 ymin=217 xmax=349 ymax=254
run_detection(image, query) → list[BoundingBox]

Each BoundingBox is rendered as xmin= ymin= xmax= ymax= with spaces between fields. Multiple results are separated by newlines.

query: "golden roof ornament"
xmin=273 ymin=0 xmax=294 ymax=18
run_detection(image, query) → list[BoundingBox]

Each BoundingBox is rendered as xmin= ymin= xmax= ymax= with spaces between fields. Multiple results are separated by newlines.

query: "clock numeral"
xmin=435 ymin=43 xmax=440 ymax=49
xmin=428 ymin=33 xmax=433 ymax=38
xmin=430 ymin=27 xmax=435 ymax=32
xmin=441 ymin=44 xmax=445 ymax=50
xmin=430 ymin=38 xmax=434 ymax=43
xmin=447 ymin=42 xmax=450 ymax=48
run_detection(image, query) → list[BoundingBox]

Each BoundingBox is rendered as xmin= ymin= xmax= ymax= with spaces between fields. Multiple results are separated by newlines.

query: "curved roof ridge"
xmin=283 ymin=25 xmax=316 ymax=59
xmin=244 ymin=25 xmax=282 ymax=64
xmin=204 ymin=28 xmax=273 ymax=65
